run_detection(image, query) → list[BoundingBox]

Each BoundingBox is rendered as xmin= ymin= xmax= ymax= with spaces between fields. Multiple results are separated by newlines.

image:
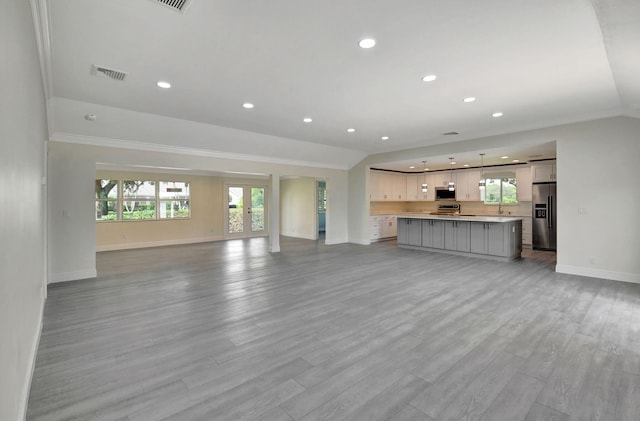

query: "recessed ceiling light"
xmin=450 ymin=161 xmax=457 ymax=165
xmin=463 ymin=97 xmax=476 ymax=103
xmin=347 ymin=128 xmax=356 ymax=133
xmin=156 ymin=81 xmax=171 ymax=89
xmin=492 ymin=112 xmax=504 ymax=118
xmin=501 ymin=155 xmax=509 ymax=159
xmin=409 ymin=166 xmax=415 ymax=169
xmin=463 ymin=164 xmax=469 ymax=167
xmin=243 ymin=102 xmax=254 ymax=109
xmin=512 ymin=159 xmax=520 ymax=163
xmin=303 ymin=117 xmax=312 ymax=123
xmin=381 ymin=136 xmax=389 ymax=140
xmin=422 ymin=75 xmax=437 ymax=82
xmin=358 ymin=38 xmax=376 ymax=49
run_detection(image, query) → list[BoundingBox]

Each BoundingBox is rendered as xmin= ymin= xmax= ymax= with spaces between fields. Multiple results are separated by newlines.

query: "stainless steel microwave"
xmin=435 ymin=187 xmax=456 ymax=200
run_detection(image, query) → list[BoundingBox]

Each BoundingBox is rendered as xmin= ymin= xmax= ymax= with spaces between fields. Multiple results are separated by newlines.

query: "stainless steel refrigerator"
xmin=532 ymin=182 xmax=557 ymax=250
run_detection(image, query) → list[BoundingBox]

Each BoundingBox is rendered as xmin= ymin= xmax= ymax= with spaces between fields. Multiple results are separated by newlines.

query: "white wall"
xmin=347 ymin=160 xmax=371 ymax=245
xmin=353 ymin=116 xmax=640 ymax=283
xmin=48 ymin=141 xmax=350 ymax=282
xmin=95 ymin=170 xmax=228 ymax=251
xmin=280 ymin=177 xmax=317 ymax=240
xmin=0 ymin=0 xmax=47 ymax=419
xmin=556 ymin=117 xmax=640 ymax=283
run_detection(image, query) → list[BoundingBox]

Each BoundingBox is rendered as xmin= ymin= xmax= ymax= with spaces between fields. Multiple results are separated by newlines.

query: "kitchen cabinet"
xmin=397 ymin=218 xmax=421 ymax=246
xmin=369 ymin=216 xmax=381 ymax=240
xmin=444 ymin=220 xmax=470 ymax=251
xmin=455 ymin=170 xmax=482 ymax=201
xmin=381 ymin=215 xmax=397 ymax=238
xmin=378 ymin=172 xmax=393 ymax=200
xmin=406 ymin=174 xmax=419 ymax=201
xmin=434 ymin=172 xmax=456 ymax=189
xmin=370 ymin=215 xmax=397 ymax=241
xmin=470 ymin=221 xmax=521 ymax=257
xmin=521 ymin=216 xmax=532 ymax=246
xmin=406 ymin=173 xmax=433 ymax=201
xmin=516 ymin=167 xmax=533 ymax=202
xmin=421 ymin=219 xmax=445 ymax=249
xmin=531 ymin=162 xmax=557 ymax=182
xmin=398 ymin=216 xmax=522 ymax=261
xmin=369 ymin=171 xmax=380 ymax=201
xmin=371 ymin=171 xmax=407 ymax=201
xmin=392 ymin=174 xmax=407 ymax=201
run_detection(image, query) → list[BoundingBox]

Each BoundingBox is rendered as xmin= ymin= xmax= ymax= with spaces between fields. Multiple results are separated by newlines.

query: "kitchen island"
xmin=396 ymin=214 xmax=522 ymax=261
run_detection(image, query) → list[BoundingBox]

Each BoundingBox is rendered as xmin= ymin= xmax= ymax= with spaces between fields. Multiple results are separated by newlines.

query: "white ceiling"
xmin=45 ymin=0 xmax=639 ymax=159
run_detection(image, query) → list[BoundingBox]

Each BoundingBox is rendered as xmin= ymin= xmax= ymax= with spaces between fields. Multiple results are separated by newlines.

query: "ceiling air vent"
xmin=152 ymin=0 xmax=192 ymax=13
xmin=442 ymin=131 xmax=460 ymax=136
xmin=90 ymin=65 xmax=128 ymax=81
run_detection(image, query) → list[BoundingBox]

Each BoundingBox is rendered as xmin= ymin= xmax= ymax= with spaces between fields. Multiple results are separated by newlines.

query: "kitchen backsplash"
xmin=371 ymin=201 xmax=532 ymax=217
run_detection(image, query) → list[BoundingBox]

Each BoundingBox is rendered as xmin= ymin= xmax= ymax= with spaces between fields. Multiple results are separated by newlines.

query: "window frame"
xmin=158 ymin=181 xmax=191 ymax=220
xmin=95 ymin=179 xmax=120 ymax=222
xmin=95 ymin=179 xmax=191 ymax=222
xmin=483 ymin=177 xmax=518 ymax=205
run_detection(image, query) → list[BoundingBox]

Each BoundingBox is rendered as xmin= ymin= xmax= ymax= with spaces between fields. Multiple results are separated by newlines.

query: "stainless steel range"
xmin=430 ymin=204 xmax=460 ymax=215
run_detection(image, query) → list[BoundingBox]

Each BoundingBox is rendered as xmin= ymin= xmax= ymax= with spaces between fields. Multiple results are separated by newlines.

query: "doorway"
xmin=225 ymin=185 xmax=268 ymax=239
xmin=317 ymin=180 xmax=326 ymax=242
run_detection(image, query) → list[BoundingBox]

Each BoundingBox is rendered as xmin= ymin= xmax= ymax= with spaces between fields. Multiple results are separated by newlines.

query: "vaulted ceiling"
xmin=43 ymin=0 xmax=640 ymax=162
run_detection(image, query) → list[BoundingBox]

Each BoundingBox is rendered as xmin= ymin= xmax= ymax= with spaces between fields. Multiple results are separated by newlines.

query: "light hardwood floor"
xmin=27 ymin=237 xmax=640 ymax=420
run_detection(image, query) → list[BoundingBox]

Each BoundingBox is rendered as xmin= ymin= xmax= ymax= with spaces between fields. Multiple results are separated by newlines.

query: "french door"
xmin=225 ymin=185 xmax=268 ymax=238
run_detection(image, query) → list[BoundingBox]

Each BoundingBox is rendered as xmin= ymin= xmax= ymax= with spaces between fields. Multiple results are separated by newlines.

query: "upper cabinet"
xmin=456 ymin=170 xmax=482 ymax=201
xmin=369 ymin=170 xmax=380 ymax=201
xmin=370 ymin=170 xmax=407 ymax=201
xmin=406 ymin=174 xmax=419 ymax=201
xmin=406 ymin=173 xmax=433 ymax=201
xmin=516 ymin=166 xmax=533 ymax=201
xmin=531 ymin=161 xmax=557 ymax=182
xmin=371 ymin=164 xmax=543 ymax=203
xmin=434 ymin=171 xmax=456 ymax=189
xmin=391 ymin=173 xmax=407 ymax=201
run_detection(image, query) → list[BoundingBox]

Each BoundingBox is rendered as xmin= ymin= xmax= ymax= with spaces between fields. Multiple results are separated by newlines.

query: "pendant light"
xmin=478 ymin=153 xmax=486 ymax=189
xmin=421 ymin=161 xmax=428 ymax=192
xmin=448 ymin=157 xmax=455 ymax=191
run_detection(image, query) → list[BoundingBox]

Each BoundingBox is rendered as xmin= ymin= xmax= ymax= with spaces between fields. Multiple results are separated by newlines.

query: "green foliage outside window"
xmin=96 ymin=179 xmax=190 ymax=221
xmin=484 ymin=178 xmax=517 ymax=204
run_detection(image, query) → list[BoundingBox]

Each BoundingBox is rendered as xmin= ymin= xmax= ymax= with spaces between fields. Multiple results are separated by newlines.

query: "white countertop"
xmin=395 ymin=213 xmax=523 ymax=223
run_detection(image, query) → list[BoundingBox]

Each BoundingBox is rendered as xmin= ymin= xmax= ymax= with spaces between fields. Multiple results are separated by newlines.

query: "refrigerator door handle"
xmin=548 ymin=195 xmax=552 ymax=229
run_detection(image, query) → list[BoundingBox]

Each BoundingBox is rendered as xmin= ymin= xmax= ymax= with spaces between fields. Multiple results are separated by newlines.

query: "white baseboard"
xmin=325 ymin=236 xmax=348 ymax=245
xmin=20 ymin=296 xmax=44 ymax=421
xmin=96 ymin=236 xmax=225 ymax=252
xmin=346 ymin=237 xmax=370 ymax=245
xmin=280 ymin=233 xmax=317 ymax=240
xmin=556 ymin=264 xmax=640 ymax=284
xmin=49 ymin=268 xmax=98 ymax=283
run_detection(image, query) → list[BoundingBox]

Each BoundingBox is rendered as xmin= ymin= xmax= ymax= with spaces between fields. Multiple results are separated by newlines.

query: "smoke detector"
xmin=90 ymin=65 xmax=128 ymax=81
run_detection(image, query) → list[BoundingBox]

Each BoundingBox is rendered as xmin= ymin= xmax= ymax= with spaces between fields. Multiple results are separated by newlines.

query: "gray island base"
xmin=396 ymin=214 xmax=523 ymax=262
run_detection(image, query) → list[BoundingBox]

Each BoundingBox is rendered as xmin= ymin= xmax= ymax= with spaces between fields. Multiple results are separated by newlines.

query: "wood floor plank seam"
xmin=27 ymin=237 xmax=640 ymax=421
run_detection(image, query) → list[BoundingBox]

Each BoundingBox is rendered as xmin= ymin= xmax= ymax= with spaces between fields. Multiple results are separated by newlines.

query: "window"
xmin=122 ymin=181 xmax=156 ymax=220
xmin=159 ymin=181 xmax=190 ymax=219
xmin=484 ymin=177 xmax=517 ymax=204
xmin=95 ymin=179 xmax=118 ymax=221
xmin=96 ymin=179 xmax=191 ymax=222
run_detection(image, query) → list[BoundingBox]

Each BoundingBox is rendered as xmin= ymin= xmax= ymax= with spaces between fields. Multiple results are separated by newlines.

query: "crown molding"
xmin=30 ymin=0 xmax=53 ymax=100
xmin=50 ymin=132 xmax=351 ymax=170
